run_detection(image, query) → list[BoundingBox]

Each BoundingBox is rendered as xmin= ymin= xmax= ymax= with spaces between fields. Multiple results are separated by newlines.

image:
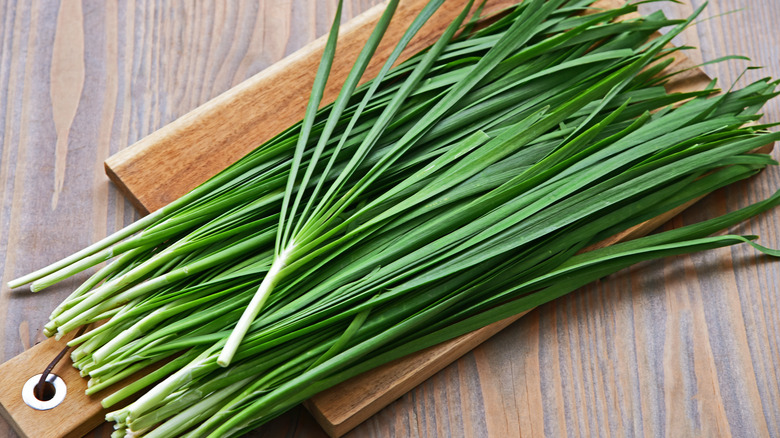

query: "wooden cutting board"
xmin=0 ymin=1 xmax=771 ymax=438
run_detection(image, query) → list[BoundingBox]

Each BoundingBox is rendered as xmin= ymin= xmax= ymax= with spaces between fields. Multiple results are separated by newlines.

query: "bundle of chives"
xmin=9 ymin=1 xmax=780 ymax=437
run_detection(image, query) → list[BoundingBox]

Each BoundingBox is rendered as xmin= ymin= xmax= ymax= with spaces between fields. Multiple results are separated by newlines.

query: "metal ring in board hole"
xmin=22 ymin=374 xmax=67 ymax=410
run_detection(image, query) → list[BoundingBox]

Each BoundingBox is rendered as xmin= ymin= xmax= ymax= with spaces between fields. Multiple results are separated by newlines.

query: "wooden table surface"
xmin=1 ymin=1 xmax=779 ymax=437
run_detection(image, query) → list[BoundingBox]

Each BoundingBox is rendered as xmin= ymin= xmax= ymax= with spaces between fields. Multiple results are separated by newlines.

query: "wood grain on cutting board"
xmin=0 ymin=0 xmax=778 ymax=437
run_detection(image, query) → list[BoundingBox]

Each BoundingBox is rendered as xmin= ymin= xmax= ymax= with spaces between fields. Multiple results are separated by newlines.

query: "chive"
xmin=8 ymin=1 xmax=780 ymax=436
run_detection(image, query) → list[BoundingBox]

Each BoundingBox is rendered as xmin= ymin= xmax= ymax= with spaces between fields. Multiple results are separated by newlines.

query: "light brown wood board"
xmin=0 ymin=330 xmax=91 ymax=438
xmin=1 ymin=0 xmax=772 ymax=436
xmin=0 ymin=328 xmax=155 ymax=438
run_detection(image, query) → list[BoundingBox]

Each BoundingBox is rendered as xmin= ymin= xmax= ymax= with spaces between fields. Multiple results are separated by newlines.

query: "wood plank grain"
xmin=1 ymin=1 xmax=778 ymax=438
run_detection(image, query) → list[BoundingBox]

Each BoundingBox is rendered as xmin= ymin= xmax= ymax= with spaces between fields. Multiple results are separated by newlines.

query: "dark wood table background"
xmin=1 ymin=1 xmax=778 ymax=437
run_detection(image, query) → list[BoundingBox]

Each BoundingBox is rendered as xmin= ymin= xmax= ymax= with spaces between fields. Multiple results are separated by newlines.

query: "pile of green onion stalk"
xmin=9 ymin=0 xmax=780 ymax=436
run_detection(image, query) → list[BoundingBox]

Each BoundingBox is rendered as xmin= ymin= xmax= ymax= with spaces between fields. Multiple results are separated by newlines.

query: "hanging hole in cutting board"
xmin=22 ymin=374 xmax=67 ymax=410
xmin=35 ymin=380 xmax=56 ymax=401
